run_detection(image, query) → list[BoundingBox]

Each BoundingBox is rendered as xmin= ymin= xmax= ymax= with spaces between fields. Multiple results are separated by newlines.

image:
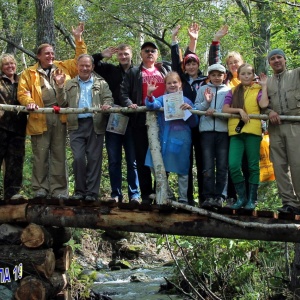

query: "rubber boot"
xmin=230 ymin=181 xmax=248 ymax=209
xmin=244 ymin=183 xmax=258 ymax=210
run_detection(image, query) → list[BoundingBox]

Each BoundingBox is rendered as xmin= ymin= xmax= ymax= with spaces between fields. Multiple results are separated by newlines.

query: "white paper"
xmin=163 ymin=91 xmax=185 ymax=121
xmin=106 ymin=113 xmax=129 ymax=135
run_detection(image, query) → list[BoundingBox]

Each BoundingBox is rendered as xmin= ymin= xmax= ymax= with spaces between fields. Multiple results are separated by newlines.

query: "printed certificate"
xmin=163 ymin=91 xmax=185 ymax=121
xmin=106 ymin=113 xmax=129 ymax=135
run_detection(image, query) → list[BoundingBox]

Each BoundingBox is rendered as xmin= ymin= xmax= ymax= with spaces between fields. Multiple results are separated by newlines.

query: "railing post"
xmin=146 ymin=111 xmax=168 ymax=205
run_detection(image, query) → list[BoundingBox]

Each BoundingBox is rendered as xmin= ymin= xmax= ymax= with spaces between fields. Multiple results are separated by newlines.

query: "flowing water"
xmin=91 ymin=266 xmax=183 ymax=300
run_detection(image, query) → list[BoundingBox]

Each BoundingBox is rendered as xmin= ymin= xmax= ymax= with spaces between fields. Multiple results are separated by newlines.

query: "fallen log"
xmin=15 ymin=274 xmax=65 ymax=300
xmin=0 ymin=223 xmax=23 ymax=245
xmin=0 ymin=204 xmax=27 ymax=223
xmin=55 ymin=246 xmax=73 ymax=271
xmin=25 ymin=204 xmax=300 ymax=243
xmin=0 ymin=245 xmax=55 ymax=279
xmin=21 ymin=223 xmax=53 ymax=248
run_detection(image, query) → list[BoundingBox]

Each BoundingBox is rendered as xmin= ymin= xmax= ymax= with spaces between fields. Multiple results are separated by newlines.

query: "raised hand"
xmin=147 ymin=79 xmax=158 ymax=96
xmin=188 ymin=23 xmax=200 ymax=41
xmin=53 ymin=68 xmax=66 ymax=87
xmin=72 ymin=22 xmax=84 ymax=41
xmin=204 ymin=87 xmax=213 ymax=102
xmin=258 ymin=73 xmax=268 ymax=87
xmin=213 ymin=25 xmax=229 ymax=41
xmin=172 ymin=25 xmax=181 ymax=41
xmin=101 ymin=47 xmax=118 ymax=58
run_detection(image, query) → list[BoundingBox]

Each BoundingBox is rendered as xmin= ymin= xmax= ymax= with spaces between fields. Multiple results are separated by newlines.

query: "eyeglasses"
xmin=143 ymin=49 xmax=157 ymax=53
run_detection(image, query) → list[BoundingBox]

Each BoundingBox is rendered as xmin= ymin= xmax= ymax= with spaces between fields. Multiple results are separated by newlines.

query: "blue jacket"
xmin=145 ymin=94 xmax=198 ymax=175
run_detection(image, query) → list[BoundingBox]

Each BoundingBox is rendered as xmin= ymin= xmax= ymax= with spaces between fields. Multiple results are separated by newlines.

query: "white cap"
xmin=207 ymin=64 xmax=226 ymax=74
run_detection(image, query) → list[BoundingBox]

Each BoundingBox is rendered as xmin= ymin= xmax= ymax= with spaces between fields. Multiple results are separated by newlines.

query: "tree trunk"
xmin=0 ymin=245 xmax=55 ymax=279
xmin=146 ymin=111 xmax=168 ymax=205
xmin=15 ymin=274 xmax=65 ymax=300
xmin=21 ymin=223 xmax=53 ymax=248
xmin=34 ymin=0 xmax=55 ymax=49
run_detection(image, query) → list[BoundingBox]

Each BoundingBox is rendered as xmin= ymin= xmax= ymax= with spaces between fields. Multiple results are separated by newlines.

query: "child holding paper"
xmin=145 ymin=71 xmax=198 ymax=203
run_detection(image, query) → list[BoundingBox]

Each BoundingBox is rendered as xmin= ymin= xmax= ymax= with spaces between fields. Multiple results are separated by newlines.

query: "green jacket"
xmin=61 ymin=73 xmax=114 ymax=134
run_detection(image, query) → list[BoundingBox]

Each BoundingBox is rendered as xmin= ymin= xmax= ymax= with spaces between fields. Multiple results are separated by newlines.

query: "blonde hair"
xmin=0 ymin=54 xmax=17 ymax=71
xmin=164 ymin=71 xmax=181 ymax=84
xmin=225 ymin=51 xmax=244 ymax=67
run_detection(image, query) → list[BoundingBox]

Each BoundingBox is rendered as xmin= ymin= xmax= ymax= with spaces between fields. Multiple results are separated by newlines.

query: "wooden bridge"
xmin=2 ymin=198 xmax=300 ymax=243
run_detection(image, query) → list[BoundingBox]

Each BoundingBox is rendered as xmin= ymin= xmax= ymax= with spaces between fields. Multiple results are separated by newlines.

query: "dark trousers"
xmin=200 ymin=131 xmax=228 ymax=199
xmin=69 ymin=118 xmax=104 ymax=197
xmin=131 ymin=124 xmax=154 ymax=200
xmin=187 ymin=127 xmax=203 ymax=203
xmin=0 ymin=129 xmax=25 ymax=199
xmin=106 ymin=126 xmax=139 ymax=200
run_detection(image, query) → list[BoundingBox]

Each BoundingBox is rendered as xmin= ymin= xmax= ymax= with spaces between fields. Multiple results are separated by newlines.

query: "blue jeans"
xmin=106 ymin=126 xmax=140 ymax=200
xmin=201 ymin=131 xmax=228 ymax=199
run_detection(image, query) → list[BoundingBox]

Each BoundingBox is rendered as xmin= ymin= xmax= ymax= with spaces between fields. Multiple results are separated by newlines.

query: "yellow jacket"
xmin=228 ymin=83 xmax=262 ymax=136
xmin=17 ymin=40 xmax=87 ymax=135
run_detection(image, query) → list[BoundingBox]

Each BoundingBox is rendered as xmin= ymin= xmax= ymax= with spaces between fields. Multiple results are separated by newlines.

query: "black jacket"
xmin=92 ymin=53 xmax=132 ymax=105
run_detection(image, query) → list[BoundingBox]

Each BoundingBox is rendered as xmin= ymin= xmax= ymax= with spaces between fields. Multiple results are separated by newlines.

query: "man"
xmin=17 ymin=23 xmax=86 ymax=200
xmin=55 ymin=54 xmax=113 ymax=201
xmin=92 ymin=45 xmax=140 ymax=203
xmin=0 ymin=54 xmax=27 ymax=201
xmin=120 ymin=42 xmax=171 ymax=203
xmin=266 ymin=49 xmax=300 ymax=214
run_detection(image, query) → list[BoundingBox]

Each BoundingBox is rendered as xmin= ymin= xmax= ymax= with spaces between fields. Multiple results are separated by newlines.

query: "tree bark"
xmin=34 ymin=0 xmax=55 ymax=49
xmin=21 ymin=223 xmax=53 ymax=248
xmin=0 ymin=245 xmax=55 ymax=279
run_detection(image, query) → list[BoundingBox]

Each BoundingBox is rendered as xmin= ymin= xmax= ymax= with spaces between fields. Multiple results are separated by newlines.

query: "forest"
xmin=1 ymin=0 xmax=300 ymax=299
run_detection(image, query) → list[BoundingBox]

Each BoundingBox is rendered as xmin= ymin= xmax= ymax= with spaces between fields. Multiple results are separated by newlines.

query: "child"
xmin=222 ymin=63 xmax=268 ymax=210
xmin=145 ymin=71 xmax=198 ymax=203
xmin=195 ymin=64 xmax=230 ymax=209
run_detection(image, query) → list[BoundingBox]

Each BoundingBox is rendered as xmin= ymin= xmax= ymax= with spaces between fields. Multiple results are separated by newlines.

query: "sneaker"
xmin=70 ymin=193 xmax=85 ymax=200
xmin=201 ymin=198 xmax=214 ymax=209
xmin=278 ymin=205 xmax=300 ymax=215
xmin=178 ymin=199 xmax=188 ymax=204
xmin=53 ymin=194 xmax=68 ymax=200
xmin=34 ymin=189 xmax=48 ymax=199
xmin=130 ymin=198 xmax=141 ymax=205
xmin=211 ymin=197 xmax=224 ymax=208
xmin=107 ymin=196 xmax=119 ymax=203
xmin=85 ymin=195 xmax=98 ymax=201
xmin=10 ymin=194 xmax=28 ymax=200
xmin=149 ymin=194 xmax=156 ymax=200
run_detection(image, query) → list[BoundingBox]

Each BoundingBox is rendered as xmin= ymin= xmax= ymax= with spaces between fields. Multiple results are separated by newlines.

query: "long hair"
xmin=225 ymin=51 xmax=244 ymax=82
xmin=232 ymin=63 xmax=254 ymax=108
xmin=164 ymin=71 xmax=182 ymax=92
xmin=0 ymin=54 xmax=17 ymax=71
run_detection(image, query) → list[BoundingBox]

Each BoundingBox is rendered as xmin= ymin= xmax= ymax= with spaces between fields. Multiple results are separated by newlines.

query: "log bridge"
xmin=1 ymin=198 xmax=300 ymax=243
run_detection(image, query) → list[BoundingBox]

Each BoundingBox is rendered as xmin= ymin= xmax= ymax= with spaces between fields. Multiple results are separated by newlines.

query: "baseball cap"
xmin=141 ymin=42 xmax=158 ymax=50
xmin=207 ymin=64 xmax=226 ymax=74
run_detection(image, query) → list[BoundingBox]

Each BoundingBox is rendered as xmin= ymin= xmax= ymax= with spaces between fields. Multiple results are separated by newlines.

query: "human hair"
xmin=117 ymin=44 xmax=132 ymax=51
xmin=36 ymin=43 xmax=53 ymax=55
xmin=164 ymin=71 xmax=181 ymax=84
xmin=225 ymin=51 xmax=244 ymax=67
xmin=231 ymin=63 xmax=254 ymax=108
xmin=0 ymin=54 xmax=17 ymax=71
xmin=77 ymin=54 xmax=94 ymax=64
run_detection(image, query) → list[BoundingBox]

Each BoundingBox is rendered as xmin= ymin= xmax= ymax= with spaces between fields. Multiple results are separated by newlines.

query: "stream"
xmin=91 ymin=266 xmax=183 ymax=300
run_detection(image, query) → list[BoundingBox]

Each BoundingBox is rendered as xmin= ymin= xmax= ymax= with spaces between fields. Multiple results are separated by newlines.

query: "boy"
xmin=195 ymin=64 xmax=230 ymax=208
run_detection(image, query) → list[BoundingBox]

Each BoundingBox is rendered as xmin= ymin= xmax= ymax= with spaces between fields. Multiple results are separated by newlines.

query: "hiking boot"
xmin=34 ymin=189 xmax=48 ymax=199
xmin=70 ymin=193 xmax=85 ymax=200
xmin=10 ymin=194 xmax=28 ymax=201
xmin=211 ymin=197 xmax=224 ymax=208
xmin=278 ymin=205 xmax=300 ymax=215
xmin=130 ymin=198 xmax=141 ymax=205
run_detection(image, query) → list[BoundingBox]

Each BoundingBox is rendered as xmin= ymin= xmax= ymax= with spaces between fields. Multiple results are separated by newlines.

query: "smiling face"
xmin=37 ymin=45 xmax=55 ymax=68
xmin=238 ymin=64 xmax=255 ymax=86
xmin=165 ymin=73 xmax=182 ymax=93
xmin=140 ymin=47 xmax=158 ymax=67
xmin=1 ymin=56 xmax=16 ymax=79
xmin=117 ymin=47 xmax=132 ymax=68
xmin=77 ymin=55 xmax=94 ymax=81
xmin=208 ymin=70 xmax=226 ymax=86
xmin=226 ymin=52 xmax=243 ymax=76
xmin=269 ymin=55 xmax=286 ymax=74
xmin=184 ymin=60 xmax=199 ymax=79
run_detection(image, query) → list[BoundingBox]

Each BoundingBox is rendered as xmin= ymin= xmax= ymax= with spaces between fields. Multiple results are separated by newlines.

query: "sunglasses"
xmin=143 ymin=49 xmax=157 ymax=53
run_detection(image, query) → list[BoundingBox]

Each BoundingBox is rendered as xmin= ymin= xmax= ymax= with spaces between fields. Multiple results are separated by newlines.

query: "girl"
xmin=222 ymin=64 xmax=268 ymax=210
xmin=145 ymin=72 xmax=198 ymax=203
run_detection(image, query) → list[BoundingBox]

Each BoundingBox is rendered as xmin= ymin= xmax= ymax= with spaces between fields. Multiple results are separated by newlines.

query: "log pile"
xmin=0 ymin=223 xmax=72 ymax=300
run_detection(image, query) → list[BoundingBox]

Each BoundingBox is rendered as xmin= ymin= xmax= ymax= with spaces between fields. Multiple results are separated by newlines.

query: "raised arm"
xmin=208 ymin=25 xmax=228 ymax=65
xmin=92 ymin=47 xmax=118 ymax=76
xmin=187 ymin=22 xmax=199 ymax=53
xmin=258 ymin=73 xmax=269 ymax=109
xmin=171 ymin=25 xmax=183 ymax=74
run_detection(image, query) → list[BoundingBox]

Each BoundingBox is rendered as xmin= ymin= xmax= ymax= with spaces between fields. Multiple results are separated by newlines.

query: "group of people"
xmin=0 ymin=22 xmax=299 ymax=215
